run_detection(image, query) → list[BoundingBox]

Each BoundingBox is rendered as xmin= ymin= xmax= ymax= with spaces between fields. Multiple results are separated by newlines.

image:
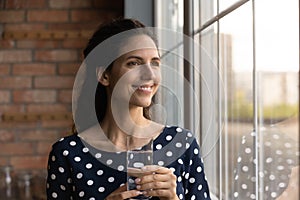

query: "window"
xmin=154 ymin=0 xmax=299 ymax=199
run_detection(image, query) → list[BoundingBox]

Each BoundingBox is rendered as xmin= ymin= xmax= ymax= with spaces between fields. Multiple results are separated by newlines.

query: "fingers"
xmin=137 ymin=166 xmax=176 ymax=185
xmin=106 ymin=190 xmax=143 ymax=200
xmin=106 ymin=184 xmax=143 ymax=200
xmin=137 ymin=180 xmax=173 ymax=190
xmin=136 ymin=173 xmax=177 ymax=191
xmin=134 ymin=166 xmax=177 ymax=199
xmin=137 ymin=172 xmax=174 ymax=184
xmin=121 ymin=190 xmax=144 ymax=199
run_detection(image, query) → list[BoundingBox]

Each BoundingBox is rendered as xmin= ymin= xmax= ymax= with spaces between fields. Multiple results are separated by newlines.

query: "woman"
xmin=46 ymin=18 xmax=211 ymax=200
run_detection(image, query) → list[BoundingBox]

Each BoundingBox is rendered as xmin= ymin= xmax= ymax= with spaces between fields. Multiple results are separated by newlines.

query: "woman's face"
xmin=104 ymin=35 xmax=161 ymax=108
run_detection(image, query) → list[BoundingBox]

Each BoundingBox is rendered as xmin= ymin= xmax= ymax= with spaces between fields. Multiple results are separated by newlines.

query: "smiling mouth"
xmin=133 ymin=85 xmax=154 ymax=93
xmin=138 ymin=86 xmax=152 ymax=92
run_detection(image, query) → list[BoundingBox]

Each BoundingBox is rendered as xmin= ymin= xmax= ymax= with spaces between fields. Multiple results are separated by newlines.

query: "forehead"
xmin=120 ymin=48 xmax=160 ymax=60
xmin=118 ymin=34 xmax=157 ymax=55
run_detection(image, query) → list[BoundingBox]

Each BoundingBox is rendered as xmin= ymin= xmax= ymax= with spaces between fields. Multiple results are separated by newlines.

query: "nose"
xmin=140 ymin=63 xmax=158 ymax=81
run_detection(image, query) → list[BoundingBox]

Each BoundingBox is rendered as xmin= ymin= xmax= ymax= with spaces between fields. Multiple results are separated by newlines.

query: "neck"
xmin=100 ymin=104 xmax=150 ymax=147
xmin=101 ymin=103 xmax=164 ymax=149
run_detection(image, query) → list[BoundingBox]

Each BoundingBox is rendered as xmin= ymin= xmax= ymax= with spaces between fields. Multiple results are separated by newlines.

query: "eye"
xmin=127 ymin=61 xmax=140 ymax=67
xmin=151 ymin=60 xmax=161 ymax=67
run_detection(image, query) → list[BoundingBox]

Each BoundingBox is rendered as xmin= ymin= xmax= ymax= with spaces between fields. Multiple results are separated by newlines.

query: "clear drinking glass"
xmin=127 ymin=137 xmax=153 ymax=200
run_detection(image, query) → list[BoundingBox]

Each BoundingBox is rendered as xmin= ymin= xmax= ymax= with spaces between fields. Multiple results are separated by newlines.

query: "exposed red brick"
xmin=34 ymin=76 xmax=74 ymax=89
xmin=1 ymin=121 xmax=41 ymax=129
xmin=0 ymin=77 xmax=32 ymax=89
xmin=0 ymin=143 xmax=34 ymax=156
xmin=13 ymin=63 xmax=56 ymax=76
xmin=35 ymin=50 xmax=78 ymax=62
xmin=0 ymin=40 xmax=15 ymax=48
xmin=58 ymin=62 xmax=80 ymax=75
xmin=0 ymin=0 xmax=123 ymax=174
xmin=0 ymin=105 xmax=24 ymax=113
xmin=27 ymin=104 xmax=69 ymax=113
xmin=4 ymin=23 xmax=46 ymax=31
xmin=48 ymin=22 xmax=99 ymax=30
xmin=5 ymin=0 xmax=46 ymax=9
xmin=0 ymin=11 xmax=25 ymax=23
xmin=0 ymin=157 xmax=9 ymax=167
xmin=0 ymin=91 xmax=11 ymax=103
xmin=62 ymin=39 xmax=88 ymax=49
xmin=41 ymin=120 xmax=73 ymax=129
xmin=59 ymin=131 xmax=72 ymax=138
xmin=13 ymin=90 xmax=57 ymax=103
xmin=17 ymin=40 xmax=62 ymax=49
xmin=27 ymin=10 xmax=69 ymax=22
xmin=18 ymin=130 xmax=58 ymax=141
xmin=71 ymin=10 xmax=117 ymax=22
xmin=0 ymin=64 xmax=11 ymax=75
xmin=0 ymin=130 xmax=15 ymax=142
xmin=37 ymin=141 xmax=54 ymax=155
xmin=0 ymin=50 xmax=32 ymax=63
xmin=49 ymin=0 xmax=93 ymax=8
xmin=58 ymin=90 xmax=72 ymax=103
xmin=10 ymin=156 xmax=48 ymax=170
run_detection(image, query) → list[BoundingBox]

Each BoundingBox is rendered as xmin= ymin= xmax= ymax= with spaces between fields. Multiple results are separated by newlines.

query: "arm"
xmin=183 ymin=139 xmax=211 ymax=200
xmin=46 ymin=144 xmax=73 ymax=199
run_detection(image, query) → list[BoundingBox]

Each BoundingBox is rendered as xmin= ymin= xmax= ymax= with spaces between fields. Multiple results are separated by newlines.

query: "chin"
xmin=130 ymin=99 xmax=152 ymax=108
xmin=130 ymin=94 xmax=153 ymax=107
xmin=138 ymin=101 xmax=152 ymax=108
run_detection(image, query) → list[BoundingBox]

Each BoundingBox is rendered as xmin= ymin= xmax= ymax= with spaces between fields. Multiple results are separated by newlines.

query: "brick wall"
xmin=0 ymin=0 xmax=123 ymax=198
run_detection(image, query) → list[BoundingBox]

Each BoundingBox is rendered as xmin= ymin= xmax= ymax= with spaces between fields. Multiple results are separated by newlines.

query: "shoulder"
xmin=51 ymin=134 xmax=81 ymax=151
xmin=153 ymin=126 xmax=200 ymax=167
xmin=155 ymin=125 xmax=196 ymax=149
xmin=160 ymin=125 xmax=194 ymax=139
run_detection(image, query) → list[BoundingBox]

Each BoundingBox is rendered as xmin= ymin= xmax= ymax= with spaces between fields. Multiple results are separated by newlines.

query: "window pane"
xmin=200 ymin=0 xmax=217 ymax=26
xmin=197 ymin=24 xmax=220 ymax=197
xmin=255 ymin=0 xmax=299 ymax=199
xmin=219 ymin=0 xmax=245 ymax=13
xmin=155 ymin=0 xmax=183 ymax=32
xmin=219 ymin=2 xmax=255 ymax=199
xmin=155 ymin=0 xmax=299 ymax=199
xmin=193 ymin=0 xmax=200 ymax=30
xmin=155 ymin=0 xmax=184 ymax=126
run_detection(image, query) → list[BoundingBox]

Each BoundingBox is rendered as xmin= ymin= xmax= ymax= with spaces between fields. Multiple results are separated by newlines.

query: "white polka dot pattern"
xmin=232 ymin=128 xmax=299 ymax=199
xmin=46 ymin=126 xmax=211 ymax=200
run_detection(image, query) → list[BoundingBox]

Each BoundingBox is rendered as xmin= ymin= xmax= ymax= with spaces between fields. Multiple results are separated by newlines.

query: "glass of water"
xmin=127 ymin=137 xmax=153 ymax=200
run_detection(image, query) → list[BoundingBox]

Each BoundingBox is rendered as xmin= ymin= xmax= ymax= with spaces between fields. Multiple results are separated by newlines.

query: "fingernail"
xmin=136 ymin=185 xmax=141 ymax=189
xmin=135 ymin=178 xmax=141 ymax=183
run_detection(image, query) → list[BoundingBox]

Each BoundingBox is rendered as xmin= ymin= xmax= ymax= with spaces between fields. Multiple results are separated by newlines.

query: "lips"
xmin=133 ymin=84 xmax=154 ymax=93
xmin=138 ymin=86 xmax=152 ymax=92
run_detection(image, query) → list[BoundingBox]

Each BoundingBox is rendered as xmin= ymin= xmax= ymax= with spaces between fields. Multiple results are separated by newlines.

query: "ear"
xmin=96 ymin=67 xmax=110 ymax=86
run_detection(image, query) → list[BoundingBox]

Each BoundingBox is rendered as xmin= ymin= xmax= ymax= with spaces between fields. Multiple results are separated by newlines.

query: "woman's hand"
xmin=104 ymin=184 xmax=143 ymax=200
xmin=135 ymin=166 xmax=179 ymax=200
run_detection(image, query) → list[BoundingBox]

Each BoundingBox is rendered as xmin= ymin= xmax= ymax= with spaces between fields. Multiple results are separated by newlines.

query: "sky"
xmin=220 ymin=0 xmax=299 ymax=72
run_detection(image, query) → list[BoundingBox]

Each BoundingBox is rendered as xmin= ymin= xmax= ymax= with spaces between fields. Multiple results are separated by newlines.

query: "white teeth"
xmin=138 ymin=86 xmax=152 ymax=91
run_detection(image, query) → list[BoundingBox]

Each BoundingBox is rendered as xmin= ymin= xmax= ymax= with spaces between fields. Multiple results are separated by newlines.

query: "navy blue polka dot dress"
xmin=46 ymin=126 xmax=211 ymax=200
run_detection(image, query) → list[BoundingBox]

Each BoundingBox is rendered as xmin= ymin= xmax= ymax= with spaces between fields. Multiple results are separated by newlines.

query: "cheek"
xmin=154 ymin=70 xmax=162 ymax=83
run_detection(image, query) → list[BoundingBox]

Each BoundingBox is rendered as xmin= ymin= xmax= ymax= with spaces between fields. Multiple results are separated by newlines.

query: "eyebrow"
xmin=126 ymin=56 xmax=161 ymax=61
